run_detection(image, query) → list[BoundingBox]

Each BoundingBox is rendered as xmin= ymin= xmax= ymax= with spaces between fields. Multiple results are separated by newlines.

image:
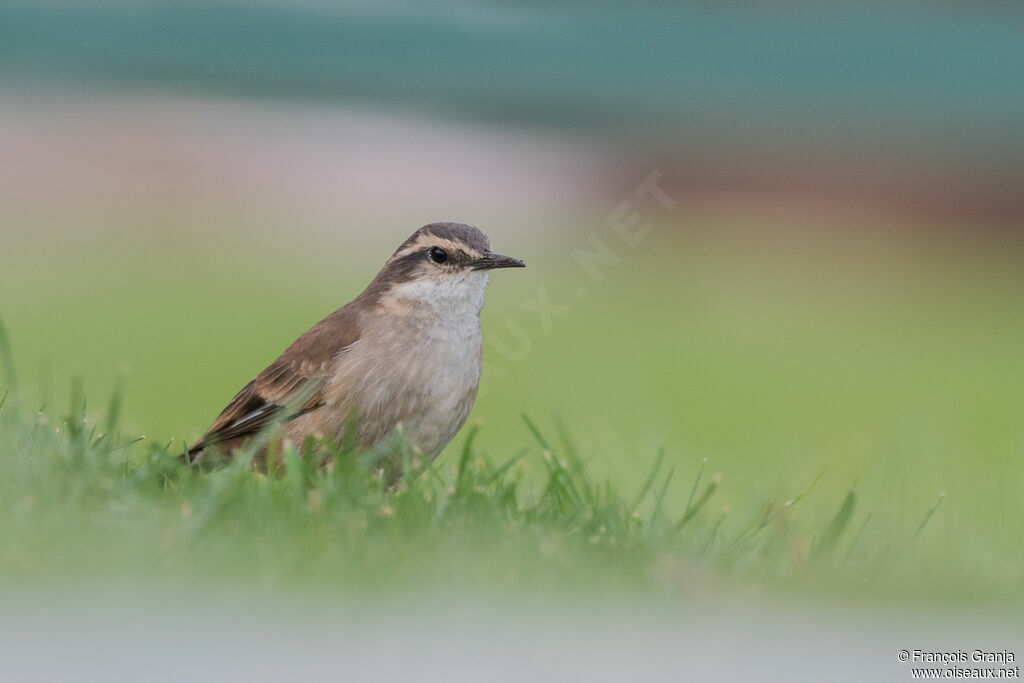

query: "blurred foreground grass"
xmin=0 ymin=381 xmax=944 ymax=603
xmin=1 ymin=208 xmax=1023 ymax=605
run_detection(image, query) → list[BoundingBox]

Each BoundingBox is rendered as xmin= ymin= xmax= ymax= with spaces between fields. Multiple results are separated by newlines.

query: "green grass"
xmin=0 ymin=378 xmax=945 ymax=600
xmin=2 ymin=208 xmax=1024 ymax=606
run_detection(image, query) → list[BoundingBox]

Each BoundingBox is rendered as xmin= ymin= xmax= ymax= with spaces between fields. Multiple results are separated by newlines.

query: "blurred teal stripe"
xmin=1 ymin=3 xmax=1022 ymax=144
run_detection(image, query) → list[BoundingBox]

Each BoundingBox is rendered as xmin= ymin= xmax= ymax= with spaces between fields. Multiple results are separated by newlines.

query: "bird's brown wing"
xmin=186 ymin=307 xmax=361 ymax=463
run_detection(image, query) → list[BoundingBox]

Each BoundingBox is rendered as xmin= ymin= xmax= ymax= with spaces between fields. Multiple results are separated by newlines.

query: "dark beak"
xmin=473 ymin=252 xmax=526 ymax=271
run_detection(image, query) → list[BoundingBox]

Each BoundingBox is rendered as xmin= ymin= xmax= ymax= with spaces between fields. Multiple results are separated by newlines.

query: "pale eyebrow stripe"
xmin=390 ymin=235 xmax=433 ymax=260
xmin=390 ymin=236 xmax=481 ymax=261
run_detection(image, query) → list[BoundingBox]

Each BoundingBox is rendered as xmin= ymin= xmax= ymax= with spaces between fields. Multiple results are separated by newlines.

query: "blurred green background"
xmin=1 ymin=1 xmax=1023 ymax=603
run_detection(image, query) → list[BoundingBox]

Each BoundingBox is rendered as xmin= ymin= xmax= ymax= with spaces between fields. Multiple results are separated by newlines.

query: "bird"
xmin=185 ymin=222 xmax=525 ymax=471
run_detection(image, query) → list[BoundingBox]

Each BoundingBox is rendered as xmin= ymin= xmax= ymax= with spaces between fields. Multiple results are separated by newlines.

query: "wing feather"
xmin=186 ymin=306 xmax=360 ymax=463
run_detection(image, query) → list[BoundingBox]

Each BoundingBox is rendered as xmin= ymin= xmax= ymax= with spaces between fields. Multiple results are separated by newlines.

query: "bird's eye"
xmin=429 ymin=246 xmax=448 ymax=264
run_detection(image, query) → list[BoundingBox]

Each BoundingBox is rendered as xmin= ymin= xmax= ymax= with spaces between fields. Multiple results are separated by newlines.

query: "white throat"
xmin=391 ymin=271 xmax=489 ymax=320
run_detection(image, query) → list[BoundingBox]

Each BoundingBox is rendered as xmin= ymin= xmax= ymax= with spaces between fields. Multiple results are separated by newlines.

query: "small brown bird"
xmin=186 ymin=222 xmax=524 ymax=468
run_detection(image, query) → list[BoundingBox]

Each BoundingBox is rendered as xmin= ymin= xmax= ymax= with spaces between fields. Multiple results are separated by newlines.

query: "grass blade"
xmin=524 ymin=415 xmax=584 ymax=510
xmin=521 ymin=414 xmax=551 ymax=452
xmin=811 ymin=483 xmax=857 ymax=562
xmin=676 ymin=475 xmax=719 ymax=529
xmin=683 ymin=457 xmax=707 ymax=520
xmin=0 ymin=317 xmax=16 ymax=393
xmin=910 ymin=491 xmax=946 ymax=543
xmin=486 ymin=448 xmax=528 ymax=485
xmin=630 ymin=447 xmax=664 ymax=514
xmin=455 ymin=425 xmax=480 ymax=495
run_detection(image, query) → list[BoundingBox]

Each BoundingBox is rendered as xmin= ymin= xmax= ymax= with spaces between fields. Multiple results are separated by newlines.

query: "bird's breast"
xmin=396 ymin=314 xmax=483 ymax=458
xmin=322 ymin=309 xmax=483 ymax=461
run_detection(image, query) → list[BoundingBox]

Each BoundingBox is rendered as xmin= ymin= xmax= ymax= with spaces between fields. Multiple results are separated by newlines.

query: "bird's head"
xmin=365 ymin=222 xmax=525 ymax=314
